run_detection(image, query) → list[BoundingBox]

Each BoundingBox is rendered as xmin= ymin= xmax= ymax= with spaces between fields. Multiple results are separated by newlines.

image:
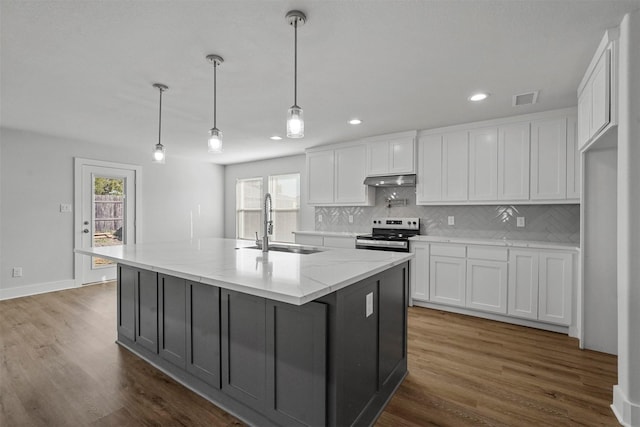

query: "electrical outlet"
xmin=448 ymin=216 xmax=455 ymax=226
xmin=348 ymin=215 xmax=354 ymax=224
xmin=366 ymin=292 xmax=374 ymax=317
xmin=12 ymin=267 xmax=23 ymax=278
xmin=318 ymin=214 xmax=323 ymax=223
xmin=517 ymin=217 xmax=525 ymax=227
xmin=60 ymin=203 xmax=72 ymax=213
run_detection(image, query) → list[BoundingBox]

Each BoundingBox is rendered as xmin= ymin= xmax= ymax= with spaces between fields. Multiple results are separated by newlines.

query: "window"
xmin=236 ymin=178 xmax=262 ymax=240
xmin=268 ymin=174 xmax=300 ymax=243
xmin=235 ymin=174 xmax=300 ymax=243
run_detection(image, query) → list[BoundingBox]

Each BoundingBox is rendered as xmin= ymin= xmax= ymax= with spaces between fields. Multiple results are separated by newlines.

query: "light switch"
xmin=318 ymin=214 xmax=323 ymax=223
xmin=60 ymin=203 xmax=73 ymax=213
xmin=366 ymin=292 xmax=374 ymax=317
xmin=12 ymin=267 xmax=23 ymax=278
xmin=517 ymin=217 xmax=525 ymax=227
xmin=448 ymin=216 xmax=455 ymax=226
xmin=348 ymin=215 xmax=354 ymax=224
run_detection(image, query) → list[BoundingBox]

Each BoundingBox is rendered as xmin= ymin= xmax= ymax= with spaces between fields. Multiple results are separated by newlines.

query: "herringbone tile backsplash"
xmin=315 ymin=187 xmax=580 ymax=243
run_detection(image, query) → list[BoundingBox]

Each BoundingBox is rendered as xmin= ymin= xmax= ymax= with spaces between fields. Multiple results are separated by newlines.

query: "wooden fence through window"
xmin=94 ymin=195 xmax=123 ymax=233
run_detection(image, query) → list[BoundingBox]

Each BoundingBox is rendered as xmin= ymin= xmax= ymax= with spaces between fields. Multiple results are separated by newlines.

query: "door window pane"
xmin=268 ymin=174 xmax=300 ymax=243
xmin=236 ymin=178 xmax=263 ymax=240
xmin=92 ymin=176 xmax=125 ymax=268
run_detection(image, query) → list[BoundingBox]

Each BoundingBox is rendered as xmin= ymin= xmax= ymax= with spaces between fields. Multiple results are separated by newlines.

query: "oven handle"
xmin=356 ymin=239 xmax=408 ymax=249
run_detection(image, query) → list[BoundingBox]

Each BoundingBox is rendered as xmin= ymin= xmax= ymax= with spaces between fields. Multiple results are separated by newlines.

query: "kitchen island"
xmin=76 ymin=238 xmax=412 ymax=427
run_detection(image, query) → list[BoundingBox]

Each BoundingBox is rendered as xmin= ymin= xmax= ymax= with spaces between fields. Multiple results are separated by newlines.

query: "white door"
xmin=498 ymin=122 xmax=530 ymax=201
xmin=334 ymin=145 xmax=369 ymax=204
xmin=416 ymin=135 xmax=442 ymax=203
xmin=389 ymin=138 xmax=415 ymax=174
xmin=442 ymin=131 xmax=468 ymax=201
xmin=429 ymin=256 xmax=466 ymax=307
xmin=75 ymin=160 xmax=138 ymax=285
xmin=530 ymin=117 xmax=567 ymax=200
xmin=466 ymin=259 xmax=508 ymax=314
xmin=508 ymin=250 xmax=539 ymax=320
xmin=306 ymin=150 xmax=335 ymax=204
xmin=410 ymin=242 xmax=429 ymax=303
xmin=538 ymin=251 xmax=573 ymax=325
xmin=468 ymin=127 xmax=498 ymax=201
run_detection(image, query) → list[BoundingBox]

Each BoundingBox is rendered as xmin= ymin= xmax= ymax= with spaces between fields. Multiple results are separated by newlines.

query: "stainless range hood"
xmin=363 ymin=174 xmax=416 ymax=187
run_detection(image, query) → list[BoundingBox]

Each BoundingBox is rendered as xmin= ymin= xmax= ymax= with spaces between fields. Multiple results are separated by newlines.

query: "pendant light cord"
xmin=213 ymin=62 xmax=217 ymax=129
xmin=294 ymin=20 xmax=298 ymax=107
xmin=158 ymin=87 xmax=163 ymax=145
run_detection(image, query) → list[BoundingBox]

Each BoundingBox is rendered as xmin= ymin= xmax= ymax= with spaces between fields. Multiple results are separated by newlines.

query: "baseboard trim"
xmin=612 ymin=385 xmax=640 ymax=427
xmin=0 ymin=279 xmax=77 ymax=300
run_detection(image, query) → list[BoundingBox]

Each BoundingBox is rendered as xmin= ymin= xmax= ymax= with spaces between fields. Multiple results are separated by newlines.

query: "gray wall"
xmin=223 ymin=154 xmax=314 ymax=239
xmin=0 ymin=127 xmax=225 ymax=294
xmin=315 ymin=186 xmax=580 ymax=243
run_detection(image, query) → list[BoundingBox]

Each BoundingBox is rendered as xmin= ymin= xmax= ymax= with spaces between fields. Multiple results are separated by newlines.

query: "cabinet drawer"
xmin=467 ymin=246 xmax=508 ymax=261
xmin=430 ymin=244 xmax=466 ymax=258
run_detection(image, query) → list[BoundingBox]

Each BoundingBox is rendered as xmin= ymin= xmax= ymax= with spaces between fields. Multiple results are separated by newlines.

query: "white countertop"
xmin=409 ymin=235 xmax=579 ymax=251
xmin=75 ymin=238 xmax=412 ymax=305
xmin=292 ymin=230 xmax=359 ymax=238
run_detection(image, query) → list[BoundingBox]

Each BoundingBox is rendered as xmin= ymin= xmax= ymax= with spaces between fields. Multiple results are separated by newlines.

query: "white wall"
xmin=0 ymin=127 xmax=224 ymax=297
xmin=224 ymin=154 xmax=314 ymax=239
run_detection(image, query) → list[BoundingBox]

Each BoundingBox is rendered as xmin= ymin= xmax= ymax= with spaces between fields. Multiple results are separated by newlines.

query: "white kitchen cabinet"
xmin=366 ymin=136 xmax=415 ymax=176
xmin=442 ymin=131 xmax=469 ymax=201
xmin=468 ymin=128 xmax=498 ymax=201
xmin=410 ymin=241 xmax=429 ymax=302
xmin=566 ymin=116 xmax=581 ymax=200
xmin=538 ymin=251 xmax=573 ymax=326
xmin=306 ymin=144 xmax=374 ymax=206
xmin=508 ymin=250 xmax=539 ymax=320
xmin=577 ymin=29 xmax=617 ymax=151
xmin=530 ymin=117 xmax=567 ymax=200
xmin=498 ymin=122 xmax=530 ymax=200
xmin=465 ymin=246 xmax=508 ymax=314
xmin=429 ymin=244 xmax=466 ymax=307
xmin=416 ymin=135 xmax=442 ymax=203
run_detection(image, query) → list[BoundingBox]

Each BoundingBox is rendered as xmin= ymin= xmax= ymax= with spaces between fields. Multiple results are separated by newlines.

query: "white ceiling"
xmin=1 ymin=0 xmax=639 ymax=165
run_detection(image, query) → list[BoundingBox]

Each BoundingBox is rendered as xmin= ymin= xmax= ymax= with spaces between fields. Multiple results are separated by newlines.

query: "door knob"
xmin=83 ymin=229 xmax=90 ymax=233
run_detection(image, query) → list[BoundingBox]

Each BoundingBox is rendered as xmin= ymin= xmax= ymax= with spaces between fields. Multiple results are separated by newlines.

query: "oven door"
xmin=355 ymin=238 xmax=409 ymax=252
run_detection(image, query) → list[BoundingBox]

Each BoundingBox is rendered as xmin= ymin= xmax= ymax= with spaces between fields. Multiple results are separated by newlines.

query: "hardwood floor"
xmin=0 ymin=282 xmax=618 ymax=426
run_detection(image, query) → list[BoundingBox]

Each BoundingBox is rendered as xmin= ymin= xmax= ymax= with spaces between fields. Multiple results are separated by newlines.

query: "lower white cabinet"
xmin=410 ymin=240 xmax=575 ymax=328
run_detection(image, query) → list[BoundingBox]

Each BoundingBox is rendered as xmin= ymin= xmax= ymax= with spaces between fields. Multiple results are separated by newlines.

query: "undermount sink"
xmin=241 ymin=245 xmax=324 ymax=255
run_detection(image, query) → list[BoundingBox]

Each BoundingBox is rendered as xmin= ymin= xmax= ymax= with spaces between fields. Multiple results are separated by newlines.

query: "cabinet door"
xmin=389 ymin=138 xmax=415 ymax=174
xmin=429 ymin=256 xmax=466 ymax=307
xmin=498 ymin=123 xmax=530 ymax=200
xmin=590 ymin=49 xmax=611 ymax=137
xmin=136 ymin=269 xmax=158 ymax=353
xmin=566 ymin=116 xmax=581 ymax=200
xmin=158 ymin=274 xmax=186 ymax=368
xmin=442 ymin=131 xmax=468 ymax=201
xmin=508 ymin=250 xmax=539 ymax=320
xmin=410 ymin=242 xmax=429 ymax=302
xmin=221 ymin=290 xmax=267 ymax=410
xmin=468 ymin=128 xmax=498 ymax=201
xmin=117 ymin=265 xmax=136 ymax=341
xmin=378 ymin=264 xmax=407 ymax=388
xmin=366 ymin=141 xmax=389 ymax=176
xmin=530 ymin=118 xmax=567 ymax=200
xmin=466 ymin=259 xmax=508 ymax=314
xmin=335 ymin=145 xmax=371 ymax=205
xmin=416 ymin=135 xmax=442 ymax=203
xmin=307 ymin=150 xmax=335 ymax=204
xmin=186 ymin=281 xmax=221 ymax=389
xmin=265 ymin=300 xmax=327 ymax=427
xmin=538 ymin=252 xmax=572 ymax=325
xmin=578 ymin=88 xmax=592 ymax=149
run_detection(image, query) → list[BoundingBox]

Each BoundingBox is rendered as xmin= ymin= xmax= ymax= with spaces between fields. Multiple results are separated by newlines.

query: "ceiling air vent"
xmin=512 ymin=90 xmax=539 ymax=107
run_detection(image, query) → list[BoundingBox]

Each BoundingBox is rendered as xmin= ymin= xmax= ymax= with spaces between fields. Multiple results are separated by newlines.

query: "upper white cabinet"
xmin=417 ymin=109 xmax=578 ymax=205
xmin=366 ymin=133 xmax=416 ymax=176
xmin=468 ymin=128 xmax=498 ymax=201
xmin=577 ymin=29 xmax=618 ymax=151
xmin=306 ymin=144 xmax=374 ymax=206
xmin=530 ymin=117 xmax=567 ymax=200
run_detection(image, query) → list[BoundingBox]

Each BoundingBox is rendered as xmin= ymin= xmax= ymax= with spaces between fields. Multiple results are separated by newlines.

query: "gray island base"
xmin=117 ymin=261 xmax=409 ymax=426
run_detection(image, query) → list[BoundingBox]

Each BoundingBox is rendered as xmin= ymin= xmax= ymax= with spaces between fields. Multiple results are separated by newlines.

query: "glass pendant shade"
xmin=286 ymin=105 xmax=304 ymax=138
xmin=152 ymin=143 xmax=166 ymax=164
xmin=208 ymin=128 xmax=223 ymax=153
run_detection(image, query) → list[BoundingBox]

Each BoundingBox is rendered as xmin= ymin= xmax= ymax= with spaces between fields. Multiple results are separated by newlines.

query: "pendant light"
xmin=206 ymin=54 xmax=224 ymax=153
xmin=152 ymin=83 xmax=168 ymax=164
xmin=285 ymin=10 xmax=306 ymax=139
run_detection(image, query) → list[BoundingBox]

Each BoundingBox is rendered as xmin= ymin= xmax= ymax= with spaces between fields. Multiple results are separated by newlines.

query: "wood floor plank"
xmin=0 ymin=283 xmax=619 ymax=426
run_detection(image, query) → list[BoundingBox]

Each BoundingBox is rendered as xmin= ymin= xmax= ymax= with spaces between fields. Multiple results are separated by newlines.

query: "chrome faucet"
xmin=261 ymin=192 xmax=273 ymax=253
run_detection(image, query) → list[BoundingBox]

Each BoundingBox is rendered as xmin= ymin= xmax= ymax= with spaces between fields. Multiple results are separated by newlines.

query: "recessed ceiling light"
xmin=270 ymin=136 xmax=283 ymax=140
xmin=468 ymin=92 xmax=489 ymax=102
xmin=348 ymin=119 xmax=362 ymax=125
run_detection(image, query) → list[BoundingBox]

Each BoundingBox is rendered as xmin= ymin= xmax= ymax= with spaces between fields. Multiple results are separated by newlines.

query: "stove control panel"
xmin=371 ymin=217 xmax=420 ymax=230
